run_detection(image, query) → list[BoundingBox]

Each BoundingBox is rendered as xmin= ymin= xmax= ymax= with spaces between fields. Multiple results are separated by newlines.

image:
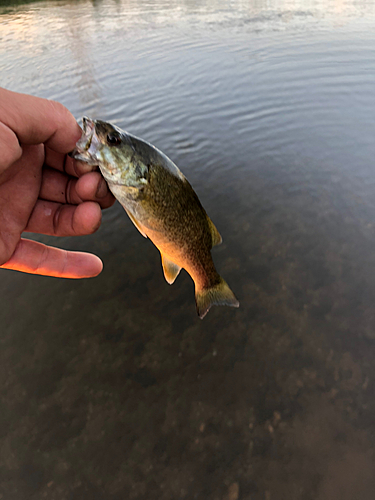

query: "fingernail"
xmin=96 ymin=178 xmax=108 ymax=199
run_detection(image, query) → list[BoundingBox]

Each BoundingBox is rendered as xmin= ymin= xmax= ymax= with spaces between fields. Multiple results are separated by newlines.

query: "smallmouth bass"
xmin=72 ymin=118 xmax=239 ymax=318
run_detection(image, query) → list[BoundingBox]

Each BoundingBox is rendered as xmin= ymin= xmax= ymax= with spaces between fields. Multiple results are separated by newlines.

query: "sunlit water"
xmin=1 ymin=1 xmax=375 ymax=499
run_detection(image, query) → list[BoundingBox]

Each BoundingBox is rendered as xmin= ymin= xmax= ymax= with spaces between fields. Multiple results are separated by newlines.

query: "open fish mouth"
xmin=69 ymin=117 xmax=98 ymax=164
xmin=81 ymin=117 xmax=95 ymax=141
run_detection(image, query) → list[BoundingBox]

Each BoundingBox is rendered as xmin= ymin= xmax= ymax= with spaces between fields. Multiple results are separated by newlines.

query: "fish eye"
xmin=106 ymin=133 xmax=121 ymax=146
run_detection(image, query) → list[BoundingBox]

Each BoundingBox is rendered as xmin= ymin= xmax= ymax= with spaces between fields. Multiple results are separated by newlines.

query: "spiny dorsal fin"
xmin=125 ymin=209 xmax=147 ymax=238
xmin=207 ymin=216 xmax=222 ymax=247
xmin=161 ymin=254 xmax=181 ymax=284
xmin=195 ymin=277 xmax=239 ymax=319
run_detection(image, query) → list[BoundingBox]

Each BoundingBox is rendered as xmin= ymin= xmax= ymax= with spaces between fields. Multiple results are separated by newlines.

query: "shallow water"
xmin=1 ymin=1 xmax=375 ymax=498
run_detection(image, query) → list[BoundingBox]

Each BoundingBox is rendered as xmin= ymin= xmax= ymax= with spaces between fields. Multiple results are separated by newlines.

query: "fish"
xmin=71 ymin=118 xmax=239 ymax=318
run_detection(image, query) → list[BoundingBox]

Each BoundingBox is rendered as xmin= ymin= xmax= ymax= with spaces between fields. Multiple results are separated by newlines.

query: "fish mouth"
xmin=69 ymin=117 xmax=99 ymax=165
xmin=81 ymin=117 xmax=95 ymax=140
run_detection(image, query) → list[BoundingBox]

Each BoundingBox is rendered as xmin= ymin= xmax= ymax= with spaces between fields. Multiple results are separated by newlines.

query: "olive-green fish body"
xmin=72 ymin=118 xmax=239 ymax=318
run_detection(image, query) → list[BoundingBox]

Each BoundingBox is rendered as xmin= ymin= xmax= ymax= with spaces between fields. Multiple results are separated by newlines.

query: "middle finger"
xmin=39 ymin=168 xmax=115 ymax=209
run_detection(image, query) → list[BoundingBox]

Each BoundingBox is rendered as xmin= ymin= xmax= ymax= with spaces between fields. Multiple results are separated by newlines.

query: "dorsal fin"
xmin=161 ymin=253 xmax=181 ymax=284
xmin=124 ymin=209 xmax=147 ymax=238
xmin=207 ymin=217 xmax=222 ymax=247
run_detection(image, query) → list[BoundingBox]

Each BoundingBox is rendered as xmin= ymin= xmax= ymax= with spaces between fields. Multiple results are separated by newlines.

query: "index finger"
xmin=45 ymin=147 xmax=98 ymax=177
xmin=0 ymin=87 xmax=82 ymax=153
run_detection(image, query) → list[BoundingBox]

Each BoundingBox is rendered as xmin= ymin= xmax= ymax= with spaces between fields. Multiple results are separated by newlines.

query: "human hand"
xmin=0 ymin=88 xmax=115 ymax=278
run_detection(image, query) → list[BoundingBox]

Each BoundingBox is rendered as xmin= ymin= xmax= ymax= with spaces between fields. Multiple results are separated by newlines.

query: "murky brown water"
xmin=1 ymin=1 xmax=375 ymax=498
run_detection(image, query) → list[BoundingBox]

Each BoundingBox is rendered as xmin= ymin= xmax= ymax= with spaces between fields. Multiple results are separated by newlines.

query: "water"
xmin=1 ymin=1 xmax=375 ymax=498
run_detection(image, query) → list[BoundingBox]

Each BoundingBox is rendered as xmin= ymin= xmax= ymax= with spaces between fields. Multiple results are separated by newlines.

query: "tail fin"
xmin=195 ymin=277 xmax=239 ymax=319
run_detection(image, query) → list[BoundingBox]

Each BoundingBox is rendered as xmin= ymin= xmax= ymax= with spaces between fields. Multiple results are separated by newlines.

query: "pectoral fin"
xmin=207 ymin=217 xmax=222 ymax=247
xmin=125 ymin=209 xmax=147 ymax=238
xmin=161 ymin=254 xmax=181 ymax=284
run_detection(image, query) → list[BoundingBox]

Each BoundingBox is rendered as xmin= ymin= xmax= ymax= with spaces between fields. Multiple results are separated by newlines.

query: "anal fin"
xmin=161 ymin=254 xmax=181 ymax=284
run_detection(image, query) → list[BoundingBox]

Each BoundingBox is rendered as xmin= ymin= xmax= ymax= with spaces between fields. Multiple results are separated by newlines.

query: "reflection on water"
xmin=1 ymin=1 xmax=375 ymax=499
xmin=62 ymin=5 xmax=103 ymax=112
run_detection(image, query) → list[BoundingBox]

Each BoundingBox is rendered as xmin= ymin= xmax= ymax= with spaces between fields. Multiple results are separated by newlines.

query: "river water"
xmin=1 ymin=1 xmax=375 ymax=499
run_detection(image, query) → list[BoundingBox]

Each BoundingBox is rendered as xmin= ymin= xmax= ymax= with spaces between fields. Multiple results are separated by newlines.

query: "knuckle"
xmin=0 ymin=125 xmax=22 ymax=172
xmin=65 ymin=178 xmax=74 ymax=204
xmin=48 ymin=99 xmax=69 ymax=125
xmin=52 ymin=204 xmax=63 ymax=235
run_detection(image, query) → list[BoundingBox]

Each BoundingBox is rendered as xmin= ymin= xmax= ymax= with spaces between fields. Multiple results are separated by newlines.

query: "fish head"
xmin=72 ymin=117 xmax=148 ymax=188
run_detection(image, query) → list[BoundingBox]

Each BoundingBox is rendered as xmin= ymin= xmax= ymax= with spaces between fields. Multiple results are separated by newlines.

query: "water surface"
xmin=1 ymin=1 xmax=375 ymax=499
